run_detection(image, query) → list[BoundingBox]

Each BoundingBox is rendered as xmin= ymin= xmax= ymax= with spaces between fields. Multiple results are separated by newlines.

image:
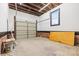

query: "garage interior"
xmin=0 ymin=3 xmax=79 ymax=56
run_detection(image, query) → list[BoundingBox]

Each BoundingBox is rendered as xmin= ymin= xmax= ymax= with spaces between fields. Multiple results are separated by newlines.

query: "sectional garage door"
xmin=16 ymin=21 xmax=36 ymax=40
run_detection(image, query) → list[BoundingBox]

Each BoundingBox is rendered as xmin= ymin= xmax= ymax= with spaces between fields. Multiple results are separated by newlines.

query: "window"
xmin=50 ymin=8 xmax=60 ymax=26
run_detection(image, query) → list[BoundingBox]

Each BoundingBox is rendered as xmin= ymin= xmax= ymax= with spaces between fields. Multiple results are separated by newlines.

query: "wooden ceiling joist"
xmin=39 ymin=3 xmax=50 ymax=12
xmin=17 ymin=4 xmax=43 ymax=15
xmin=9 ymin=3 xmax=42 ymax=16
xmin=9 ymin=5 xmax=40 ymax=16
xmin=28 ymin=3 xmax=41 ymax=9
xmin=20 ymin=4 xmax=44 ymax=13
xmin=30 ymin=3 xmax=48 ymax=12
xmin=9 ymin=6 xmax=35 ymax=15
xmin=9 ymin=3 xmax=61 ymax=16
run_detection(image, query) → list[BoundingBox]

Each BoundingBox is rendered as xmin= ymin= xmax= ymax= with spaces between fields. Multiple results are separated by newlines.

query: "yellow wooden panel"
xmin=49 ymin=32 xmax=74 ymax=46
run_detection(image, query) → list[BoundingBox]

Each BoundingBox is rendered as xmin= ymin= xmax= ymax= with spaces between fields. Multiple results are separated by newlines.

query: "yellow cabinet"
xmin=49 ymin=32 xmax=75 ymax=46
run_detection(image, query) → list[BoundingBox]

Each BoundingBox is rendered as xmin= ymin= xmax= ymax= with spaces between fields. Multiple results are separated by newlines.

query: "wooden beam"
xmin=9 ymin=4 xmax=42 ymax=16
xmin=9 ymin=6 xmax=33 ymax=15
xmin=23 ymin=3 xmax=47 ymax=13
xmin=52 ymin=3 xmax=61 ymax=7
xmin=14 ymin=16 xmax=16 ymax=39
xmin=17 ymin=4 xmax=42 ymax=16
xmin=29 ymin=3 xmax=41 ymax=9
xmin=42 ymin=3 xmax=47 ymax=6
xmin=47 ymin=3 xmax=54 ymax=10
xmin=20 ymin=4 xmax=44 ymax=13
xmin=51 ymin=3 xmax=55 ymax=8
xmin=39 ymin=3 xmax=50 ymax=12
xmin=9 ymin=3 xmax=61 ymax=16
xmin=9 ymin=5 xmax=40 ymax=16
xmin=14 ymin=3 xmax=18 ymax=16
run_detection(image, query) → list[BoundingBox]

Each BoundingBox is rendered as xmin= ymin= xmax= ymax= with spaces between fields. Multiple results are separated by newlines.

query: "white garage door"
xmin=16 ymin=21 xmax=36 ymax=40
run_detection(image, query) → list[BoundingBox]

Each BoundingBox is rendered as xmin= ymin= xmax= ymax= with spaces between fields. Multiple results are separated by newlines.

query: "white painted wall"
xmin=2 ymin=3 xmax=79 ymax=32
xmin=0 ymin=3 xmax=8 ymax=32
xmin=8 ymin=9 xmax=39 ymax=31
xmin=37 ymin=3 xmax=79 ymax=31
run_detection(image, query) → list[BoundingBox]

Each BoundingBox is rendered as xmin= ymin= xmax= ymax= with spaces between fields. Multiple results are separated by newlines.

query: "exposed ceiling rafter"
xmin=9 ymin=3 xmax=61 ymax=16
xmin=20 ymin=4 xmax=44 ymax=13
xmin=39 ymin=3 xmax=50 ymax=12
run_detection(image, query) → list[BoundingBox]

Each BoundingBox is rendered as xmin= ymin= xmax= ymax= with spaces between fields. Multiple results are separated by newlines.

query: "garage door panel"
xmin=16 ymin=21 xmax=36 ymax=39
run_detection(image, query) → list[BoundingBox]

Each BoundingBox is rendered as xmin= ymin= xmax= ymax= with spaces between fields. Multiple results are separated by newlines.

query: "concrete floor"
xmin=1 ymin=37 xmax=79 ymax=56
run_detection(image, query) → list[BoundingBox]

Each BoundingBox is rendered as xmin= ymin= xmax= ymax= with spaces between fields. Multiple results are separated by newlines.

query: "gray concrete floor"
xmin=1 ymin=37 xmax=79 ymax=56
